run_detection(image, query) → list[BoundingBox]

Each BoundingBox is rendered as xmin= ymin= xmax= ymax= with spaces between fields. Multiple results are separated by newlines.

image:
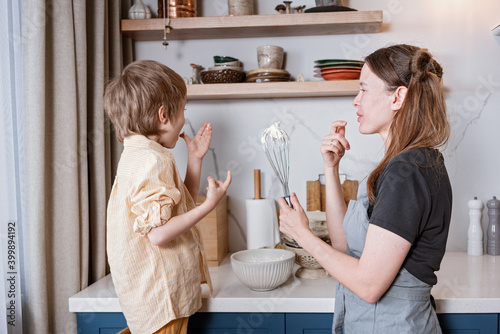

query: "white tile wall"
xmin=134 ymin=0 xmax=500 ymax=252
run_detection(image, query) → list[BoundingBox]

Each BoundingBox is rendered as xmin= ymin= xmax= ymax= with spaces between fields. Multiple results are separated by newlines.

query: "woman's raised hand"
xmin=321 ymin=121 xmax=350 ymax=168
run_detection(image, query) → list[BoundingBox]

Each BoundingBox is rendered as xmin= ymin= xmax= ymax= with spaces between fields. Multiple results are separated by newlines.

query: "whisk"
xmin=261 ymin=122 xmax=291 ymax=205
xmin=261 ymin=122 xmax=299 ymax=247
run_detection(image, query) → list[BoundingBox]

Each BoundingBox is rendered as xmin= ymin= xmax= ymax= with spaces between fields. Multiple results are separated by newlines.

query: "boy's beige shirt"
xmin=107 ymin=135 xmax=212 ymax=334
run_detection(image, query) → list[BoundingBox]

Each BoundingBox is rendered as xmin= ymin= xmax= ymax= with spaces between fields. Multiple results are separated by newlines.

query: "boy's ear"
xmin=158 ymin=106 xmax=169 ymax=124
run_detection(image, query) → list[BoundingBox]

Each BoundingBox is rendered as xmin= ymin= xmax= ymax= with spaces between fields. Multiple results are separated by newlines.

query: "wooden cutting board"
xmin=196 ymin=195 xmax=228 ymax=266
xmin=306 ymin=180 xmax=322 ymax=211
xmin=342 ymin=180 xmax=358 ymax=206
xmin=307 ymin=179 xmax=358 ymax=211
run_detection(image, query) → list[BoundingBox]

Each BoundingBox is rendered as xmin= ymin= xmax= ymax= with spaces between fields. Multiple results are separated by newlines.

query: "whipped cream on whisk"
xmin=261 ymin=122 xmax=290 ymax=146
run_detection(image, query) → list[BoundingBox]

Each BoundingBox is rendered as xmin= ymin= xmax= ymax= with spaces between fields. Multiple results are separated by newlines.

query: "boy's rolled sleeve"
xmin=131 ymin=184 xmax=181 ymax=235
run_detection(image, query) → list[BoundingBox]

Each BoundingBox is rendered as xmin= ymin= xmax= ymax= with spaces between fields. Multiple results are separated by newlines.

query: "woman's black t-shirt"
xmin=368 ymin=148 xmax=452 ymax=286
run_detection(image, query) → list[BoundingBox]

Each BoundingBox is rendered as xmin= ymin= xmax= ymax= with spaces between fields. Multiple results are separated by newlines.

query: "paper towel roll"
xmin=245 ymin=198 xmax=279 ymax=249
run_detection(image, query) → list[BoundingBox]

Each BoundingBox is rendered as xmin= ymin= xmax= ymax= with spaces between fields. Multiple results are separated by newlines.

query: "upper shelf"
xmin=186 ymin=80 xmax=359 ymax=100
xmin=121 ymin=11 xmax=383 ymax=41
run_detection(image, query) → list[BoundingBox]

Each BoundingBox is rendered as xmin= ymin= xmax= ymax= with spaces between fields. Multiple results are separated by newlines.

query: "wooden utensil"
xmin=254 ymin=169 xmax=261 ymax=199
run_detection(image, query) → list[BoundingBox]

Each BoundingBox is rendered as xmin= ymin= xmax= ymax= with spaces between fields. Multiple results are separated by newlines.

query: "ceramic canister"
xmin=257 ymin=45 xmax=284 ymax=69
xmin=158 ymin=0 xmax=197 ymax=18
xmin=228 ymin=0 xmax=254 ymax=15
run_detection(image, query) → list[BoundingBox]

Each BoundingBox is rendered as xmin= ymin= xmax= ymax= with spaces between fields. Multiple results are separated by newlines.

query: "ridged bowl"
xmin=231 ymin=249 xmax=295 ymax=291
xmin=200 ymin=69 xmax=246 ymax=84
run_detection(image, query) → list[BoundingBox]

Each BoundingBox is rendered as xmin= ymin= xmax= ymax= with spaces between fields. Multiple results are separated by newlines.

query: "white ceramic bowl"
xmin=214 ymin=60 xmax=240 ymax=67
xmin=209 ymin=65 xmax=243 ymax=72
xmin=231 ymin=249 xmax=295 ymax=291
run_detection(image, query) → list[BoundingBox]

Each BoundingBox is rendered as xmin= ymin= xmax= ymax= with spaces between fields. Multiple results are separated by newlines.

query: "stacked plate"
xmin=314 ymin=59 xmax=364 ymax=81
xmin=246 ymin=69 xmax=291 ymax=83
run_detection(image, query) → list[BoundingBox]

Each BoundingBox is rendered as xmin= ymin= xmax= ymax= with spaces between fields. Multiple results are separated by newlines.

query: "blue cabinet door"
xmin=438 ymin=313 xmax=499 ymax=334
xmin=76 ymin=312 xmax=500 ymax=334
xmin=77 ymin=312 xmax=127 ymax=334
xmin=76 ymin=312 xmax=286 ymax=334
xmin=285 ymin=313 xmax=334 ymax=334
xmin=284 ymin=313 xmax=500 ymax=334
xmin=188 ymin=312 xmax=285 ymax=334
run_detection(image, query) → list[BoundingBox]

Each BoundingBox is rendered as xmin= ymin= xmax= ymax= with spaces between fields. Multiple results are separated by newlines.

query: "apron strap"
xmin=333 ymin=283 xmax=346 ymax=334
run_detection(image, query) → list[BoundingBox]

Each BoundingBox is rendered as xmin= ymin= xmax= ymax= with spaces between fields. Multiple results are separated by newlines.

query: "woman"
xmin=278 ymin=44 xmax=452 ymax=333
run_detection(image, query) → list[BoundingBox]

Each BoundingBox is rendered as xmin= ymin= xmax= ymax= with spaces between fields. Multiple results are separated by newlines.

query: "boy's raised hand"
xmin=206 ymin=171 xmax=232 ymax=207
xmin=180 ymin=122 xmax=212 ymax=160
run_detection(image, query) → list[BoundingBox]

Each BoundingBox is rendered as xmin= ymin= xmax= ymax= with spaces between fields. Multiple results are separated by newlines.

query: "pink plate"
xmin=314 ymin=67 xmax=362 ymax=74
xmin=314 ymin=70 xmax=361 ymax=81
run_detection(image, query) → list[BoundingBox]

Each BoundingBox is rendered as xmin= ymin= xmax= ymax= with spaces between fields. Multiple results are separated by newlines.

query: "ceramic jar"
xmin=228 ymin=0 xmax=254 ymax=15
xmin=257 ymin=45 xmax=284 ymax=69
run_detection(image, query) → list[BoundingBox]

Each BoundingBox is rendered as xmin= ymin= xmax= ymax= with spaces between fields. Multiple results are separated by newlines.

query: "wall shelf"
xmin=121 ymin=11 xmax=383 ymax=41
xmin=186 ymin=80 xmax=359 ymax=100
xmin=121 ymin=11 xmax=378 ymax=100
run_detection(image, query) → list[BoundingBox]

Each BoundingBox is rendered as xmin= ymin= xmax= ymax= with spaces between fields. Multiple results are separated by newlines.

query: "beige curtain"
xmin=21 ymin=0 xmax=131 ymax=332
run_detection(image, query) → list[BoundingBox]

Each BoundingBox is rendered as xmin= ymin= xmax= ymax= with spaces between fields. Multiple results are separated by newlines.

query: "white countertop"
xmin=69 ymin=252 xmax=500 ymax=314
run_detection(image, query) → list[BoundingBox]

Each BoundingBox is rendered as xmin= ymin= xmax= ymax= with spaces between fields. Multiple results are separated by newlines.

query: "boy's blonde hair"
xmin=104 ymin=60 xmax=187 ymax=143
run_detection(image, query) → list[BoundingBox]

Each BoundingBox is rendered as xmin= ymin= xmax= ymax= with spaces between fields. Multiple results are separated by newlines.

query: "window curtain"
xmin=1 ymin=1 xmax=25 ymax=334
xmin=21 ymin=0 xmax=132 ymax=332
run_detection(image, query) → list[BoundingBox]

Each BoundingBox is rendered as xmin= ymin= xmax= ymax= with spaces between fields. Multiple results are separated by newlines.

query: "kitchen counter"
xmin=69 ymin=252 xmax=500 ymax=314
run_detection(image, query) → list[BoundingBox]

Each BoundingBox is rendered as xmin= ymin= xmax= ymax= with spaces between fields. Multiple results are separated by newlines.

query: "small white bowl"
xmin=209 ymin=65 xmax=243 ymax=72
xmin=231 ymin=249 xmax=295 ymax=291
xmin=214 ymin=60 xmax=240 ymax=67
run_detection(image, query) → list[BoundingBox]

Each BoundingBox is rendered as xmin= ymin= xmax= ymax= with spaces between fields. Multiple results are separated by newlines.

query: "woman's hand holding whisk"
xmin=278 ymin=193 xmax=311 ymax=247
xmin=321 ymin=121 xmax=350 ymax=168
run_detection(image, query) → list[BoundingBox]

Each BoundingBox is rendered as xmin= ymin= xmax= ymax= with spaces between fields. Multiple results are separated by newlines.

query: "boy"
xmin=104 ymin=60 xmax=231 ymax=334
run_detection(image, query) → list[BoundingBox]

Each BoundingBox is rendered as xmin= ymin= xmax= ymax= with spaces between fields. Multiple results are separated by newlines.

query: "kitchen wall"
xmin=133 ymin=0 xmax=500 ymax=252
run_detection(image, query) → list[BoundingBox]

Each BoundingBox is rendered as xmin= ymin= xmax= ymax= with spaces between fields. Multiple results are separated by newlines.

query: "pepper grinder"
xmin=468 ymin=197 xmax=484 ymax=256
xmin=487 ymin=196 xmax=500 ymax=255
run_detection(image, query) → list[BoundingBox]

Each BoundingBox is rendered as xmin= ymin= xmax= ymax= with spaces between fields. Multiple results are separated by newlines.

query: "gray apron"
xmin=332 ymin=180 xmax=441 ymax=334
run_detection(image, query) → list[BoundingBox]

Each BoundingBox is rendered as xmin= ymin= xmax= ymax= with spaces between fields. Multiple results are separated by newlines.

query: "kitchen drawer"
xmin=285 ymin=313 xmax=500 ymax=334
xmin=76 ymin=312 xmax=127 ymax=334
xmin=286 ymin=313 xmax=334 ymax=334
xmin=438 ymin=313 xmax=499 ymax=334
xmin=76 ymin=312 xmax=285 ymax=334
xmin=75 ymin=312 xmax=500 ymax=333
xmin=188 ymin=312 xmax=285 ymax=334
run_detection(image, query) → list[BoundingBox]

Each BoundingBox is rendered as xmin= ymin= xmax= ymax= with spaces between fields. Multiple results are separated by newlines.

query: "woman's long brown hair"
xmin=365 ymin=44 xmax=450 ymax=203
